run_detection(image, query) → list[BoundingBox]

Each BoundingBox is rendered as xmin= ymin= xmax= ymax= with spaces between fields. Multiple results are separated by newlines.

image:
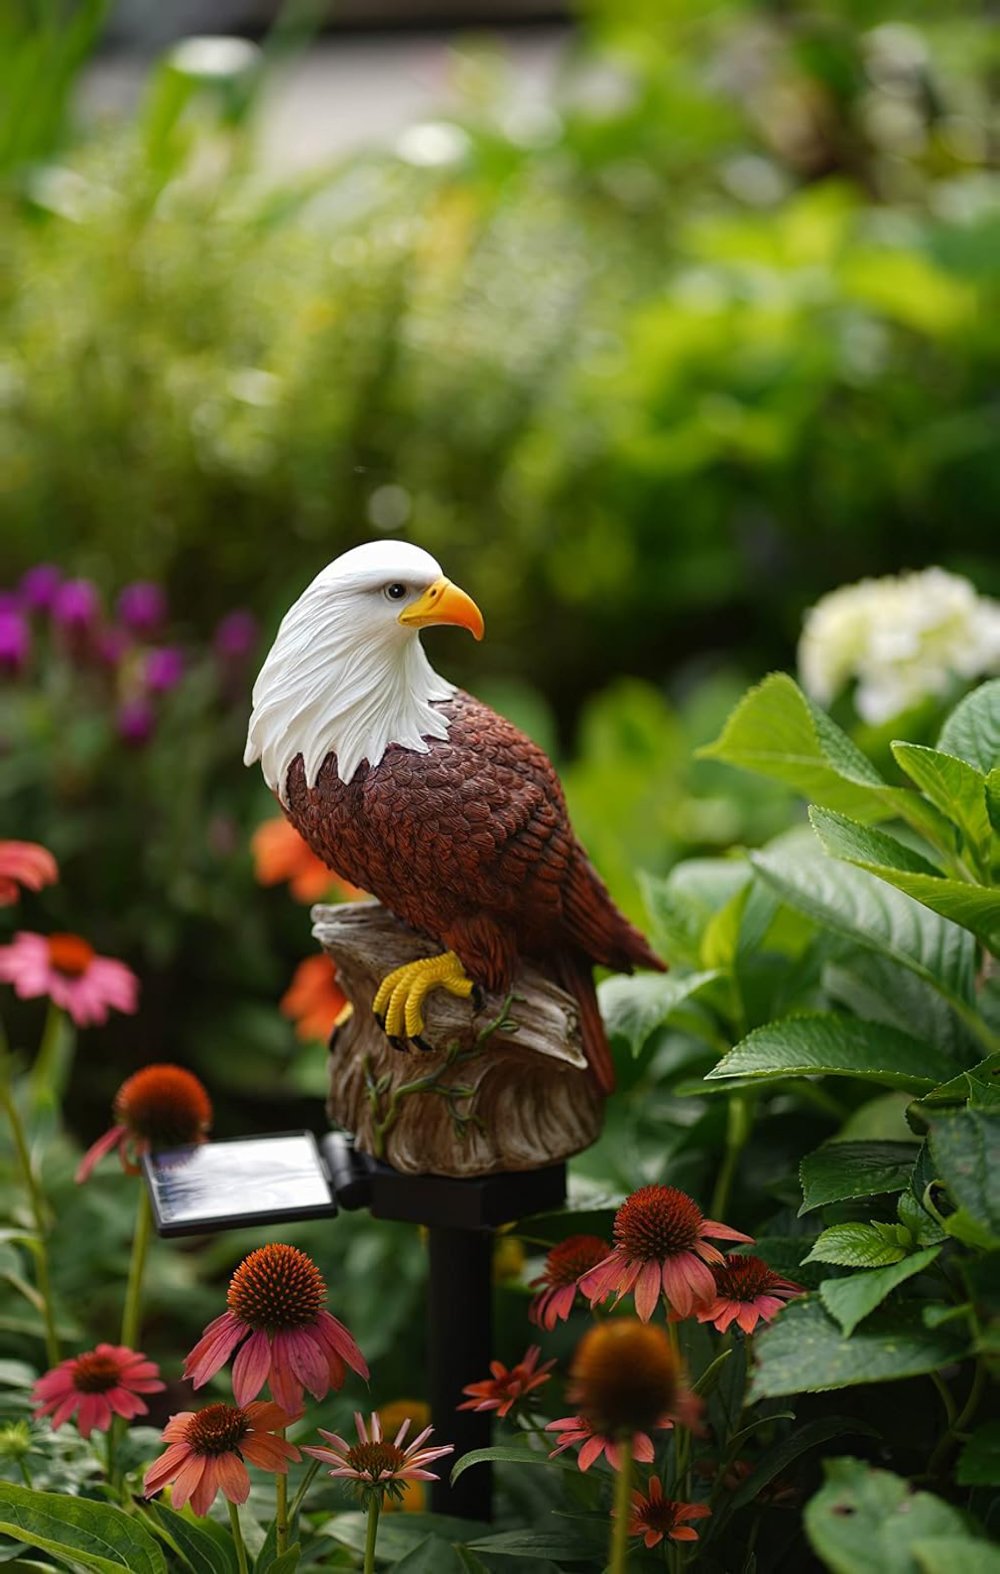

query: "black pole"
xmin=427 ymin=1224 xmax=493 ymax=1521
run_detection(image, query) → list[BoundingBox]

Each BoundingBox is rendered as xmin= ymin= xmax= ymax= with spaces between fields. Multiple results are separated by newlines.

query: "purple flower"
xmin=213 ymin=610 xmax=259 ymax=662
xmin=117 ymin=698 xmax=156 ymax=748
xmin=117 ymin=582 xmax=167 ymax=636
xmin=20 ymin=565 xmax=62 ymax=612
xmin=0 ymin=609 xmax=29 ymax=674
xmin=145 ymin=646 xmax=184 ymax=693
xmin=95 ymin=626 xmax=131 ymax=668
xmin=52 ymin=579 xmax=100 ymax=632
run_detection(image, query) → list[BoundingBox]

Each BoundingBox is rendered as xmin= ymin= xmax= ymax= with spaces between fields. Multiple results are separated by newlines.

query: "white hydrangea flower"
xmin=798 ymin=568 xmax=1000 ymax=724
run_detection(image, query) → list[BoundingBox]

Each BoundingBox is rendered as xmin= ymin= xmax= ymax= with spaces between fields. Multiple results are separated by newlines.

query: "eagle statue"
xmin=245 ymin=541 xmax=664 ymax=1093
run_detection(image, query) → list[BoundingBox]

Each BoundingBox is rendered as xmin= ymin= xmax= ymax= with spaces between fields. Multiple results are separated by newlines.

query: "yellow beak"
xmin=397 ymin=577 xmax=485 ymax=641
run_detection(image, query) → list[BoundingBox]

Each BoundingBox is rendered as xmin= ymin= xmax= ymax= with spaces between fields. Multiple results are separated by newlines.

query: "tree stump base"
xmin=312 ymin=903 xmax=605 ymax=1178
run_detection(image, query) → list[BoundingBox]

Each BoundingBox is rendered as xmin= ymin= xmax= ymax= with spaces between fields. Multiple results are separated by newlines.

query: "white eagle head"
xmin=244 ymin=540 xmax=484 ymax=800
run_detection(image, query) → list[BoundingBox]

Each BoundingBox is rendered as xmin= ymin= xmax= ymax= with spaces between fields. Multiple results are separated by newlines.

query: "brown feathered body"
xmin=283 ymin=691 xmax=664 ymax=1091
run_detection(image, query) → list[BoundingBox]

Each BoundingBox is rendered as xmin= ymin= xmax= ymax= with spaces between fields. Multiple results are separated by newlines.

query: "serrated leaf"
xmin=804 ymin=1224 xmax=907 ymax=1268
xmin=912 ymin=1052 xmax=1000 ymax=1114
xmin=820 ymin=1247 xmax=942 ymax=1335
xmin=708 ymin=1014 xmax=954 ymax=1092
xmin=927 ymin=1108 xmax=1000 ymax=1248
xmin=937 ymin=679 xmax=1000 ymax=774
xmin=799 ymin=1141 xmax=917 ymax=1213
xmin=749 ymin=1300 xmax=967 ymax=1399
xmin=804 ymin=1457 xmax=969 ymax=1574
xmin=892 ymin=744 xmax=992 ymax=866
xmin=640 ymin=862 xmax=749 ymax=966
xmin=0 ymin=1484 xmax=166 ymax=1574
xmin=598 ymin=969 xmax=720 ymax=1056
xmin=957 ymin=1420 xmax=1000 ymax=1486
xmin=811 ymin=806 xmax=1000 ymax=952
xmin=145 ymin=1503 xmax=238 ymax=1574
xmin=987 ymin=768 xmax=1000 ymax=837
xmin=824 ymin=951 xmax=976 ymax=1064
xmin=751 ymin=843 xmax=977 ymax=1015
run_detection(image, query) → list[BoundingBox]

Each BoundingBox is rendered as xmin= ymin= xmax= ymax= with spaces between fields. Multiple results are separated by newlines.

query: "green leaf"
xmin=466 ymin=1529 xmax=602 ymax=1560
xmin=820 ymin=1247 xmax=942 ymax=1336
xmin=810 ymin=807 xmax=1000 ymax=952
xmin=891 ymin=744 xmax=992 ymax=865
xmin=913 ymin=1538 xmax=1000 ymax=1574
xmin=799 ymin=1141 xmax=917 ymax=1213
xmin=145 ymin=1503 xmax=237 ymax=1574
xmin=927 ymin=1108 xmax=1000 ymax=1248
xmin=804 ymin=1224 xmax=908 ymax=1269
xmin=987 ymin=768 xmax=1000 ymax=837
xmin=937 ymin=679 xmax=1000 ymax=774
xmin=640 ymin=862 xmax=749 ymax=966
xmin=709 ymin=1418 xmax=880 ymax=1536
xmin=394 ymin=1537 xmax=468 ymax=1573
xmin=751 ymin=843 xmax=977 ymax=1013
xmin=258 ymin=1551 xmax=299 ymax=1574
xmin=749 ymin=1299 xmax=968 ymax=1399
xmin=0 ymin=1484 xmax=166 ymax=1574
xmin=319 ymin=1513 xmax=490 ymax=1563
xmin=804 ymin=1457 xmax=970 ymax=1574
xmin=708 ymin=1014 xmax=955 ymax=1092
xmin=698 ymin=674 xmax=897 ymax=817
xmin=597 ymin=969 xmax=721 ymax=1056
xmin=913 ymin=1052 xmax=1000 ymax=1114
xmin=957 ymin=1420 xmax=1000 ymax=1486
xmin=450 ymin=1445 xmax=577 ymax=1484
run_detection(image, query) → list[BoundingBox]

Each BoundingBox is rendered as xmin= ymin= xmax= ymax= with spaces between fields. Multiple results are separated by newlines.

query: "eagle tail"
xmin=556 ymin=950 xmax=617 ymax=1096
xmin=565 ymin=854 xmax=667 ymax=976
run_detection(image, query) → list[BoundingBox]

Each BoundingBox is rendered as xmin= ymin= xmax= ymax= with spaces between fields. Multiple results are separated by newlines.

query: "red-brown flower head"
xmin=304 ymin=1411 xmax=454 ymax=1507
xmin=528 ymin=1235 xmax=609 ymax=1330
xmin=581 ymin=1184 xmax=753 ymax=1321
xmin=227 ymin=1243 xmax=327 ymax=1332
xmin=458 ymin=1345 xmax=556 ymax=1418
xmin=185 ymin=1243 xmax=368 ymax=1413
xmin=32 ymin=1344 xmax=164 ymax=1438
xmin=696 ymin=1254 xmax=803 ymax=1335
xmin=569 ymin=1320 xmax=681 ymax=1438
xmin=115 ymin=1065 xmax=213 ymax=1149
xmin=144 ymin=1401 xmax=299 ymax=1517
xmin=619 ymin=1477 xmax=711 ymax=1548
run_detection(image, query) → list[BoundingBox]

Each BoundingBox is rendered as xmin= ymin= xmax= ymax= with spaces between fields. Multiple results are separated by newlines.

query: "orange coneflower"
xmin=76 ymin=1064 xmax=212 ymax=1182
xmin=617 ymin=1477 xmax=711 ymax=1548
xmin=251 ymin=816 xmax=362 ymax=903
xmin=458 ymin=1345 xmax=556 ymax=1419
xmin=33 ymin=1345 xmax=164 ymax=1438
xmin=581 ymin=1185 xmax=753 ymax=1321
xmin=528 ymin=1235 xmax=609 ymax=1329
xmin=144 ymin=1402 xmax=299 ymax=1517
xmin=280 ymin=955 xmax=351 ymax=1043
xmin=695 ymin=1254 xmax=803 ymax=1335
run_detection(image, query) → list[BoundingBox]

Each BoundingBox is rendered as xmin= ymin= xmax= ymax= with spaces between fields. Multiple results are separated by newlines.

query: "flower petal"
xmin=232 ymin=1328 xmax=271 ymax=1406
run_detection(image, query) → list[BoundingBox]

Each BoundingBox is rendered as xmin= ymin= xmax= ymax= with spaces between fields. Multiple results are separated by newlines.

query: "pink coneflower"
xmin=304 ymin=1411 xmax=453 ymax=1506
xmin=581 ymin=1185 xmax=753 ymax=1321
xmin=617 ymin=1477 xmax=711 ymax=1548
xmin=116 ymin=697 xmax=156 ymax=747
xmin=144 ymin=1401 xmax=299 ymax=1517
xmin=0 ymin=841 xmax=58 ymax=907
xmin=458 ymin=1345 xmax=556 ymax=1418
xmin=76 ymin=1064 xmax=213 ymax=1182
xmin=52 ymin=579 xmax=100 ymax=632
xmin=546 ymin=1413 xmax=662 ymax=1472
xmin=32 ymin=1345 xmax=164 ymax=1438
xmin=528 ymin=1235 xmax=609 ymax=1329
xmin=695 ymin=1254 xmax=804 ymax=1335
xmin=0 ymin=931 xmax=139 ymax=1027
xmin=185 ymin=1243 xmax=368 ymax=1413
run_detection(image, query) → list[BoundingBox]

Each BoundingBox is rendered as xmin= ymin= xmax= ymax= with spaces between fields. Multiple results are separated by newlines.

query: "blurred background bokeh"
xmin=2 ymin=0 xmax=997 ymax=1133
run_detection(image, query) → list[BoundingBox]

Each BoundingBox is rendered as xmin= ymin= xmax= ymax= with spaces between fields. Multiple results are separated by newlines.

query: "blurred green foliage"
xmin=1 ymin=0 xmax=997 ymax=722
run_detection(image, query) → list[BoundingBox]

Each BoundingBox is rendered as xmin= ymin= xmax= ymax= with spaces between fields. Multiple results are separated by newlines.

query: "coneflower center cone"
xmin=347 ymin=1440 xmax=408 ymax=1479
xmin=570 ymin=1320 xmax=680 ymax=1437
xmin=614 ymin=1186 xmax=703 ymax=1259
xmin=712 ymin=1255 xmax=779 ymax=1299
xmin=71 ymin=1353 xmax=123 ymax=1393
xmin=114 ymin=1065 xmax=212 ymax=1147
xmin=227 ymin=1243 xmax=326 ymax=1331
xmin=543 ymin=1236 xmax=609 ymax=1285
xmin=46 ymin=934 xmax=95 ymax=977
xmin=185 ymin=1404 xmax=251 ymax=1456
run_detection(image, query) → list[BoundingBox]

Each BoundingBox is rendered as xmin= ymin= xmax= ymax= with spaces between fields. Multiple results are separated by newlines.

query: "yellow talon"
xmin=372 ymin=952 xmax=474 ymax=1041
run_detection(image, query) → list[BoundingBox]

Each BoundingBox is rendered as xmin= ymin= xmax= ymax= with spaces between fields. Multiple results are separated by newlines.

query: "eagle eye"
xmin=384 ymin=582 xmax=408 ymax=602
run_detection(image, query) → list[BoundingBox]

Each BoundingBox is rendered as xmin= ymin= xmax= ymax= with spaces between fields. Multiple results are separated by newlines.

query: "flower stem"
xmin=121 ymin=1184 xmax=153 ymax=1349
xmin=710 ymin=1092 xmax=755 ymax=1223
xmin=288 ymin=1458 xmax=320 ymax=1522
xmin=228 ymin=1501 xmax=249 ymax=1574
xmin=0 ymin=1080 xmax=59 ymax=1365
xmin=105 ymin=1425 xmax=116 ymax=1486
xmin=275 ymin=1433 xmax=289 ymax=1556
xmin=363 ymin=1491 xmax=382 ymax=1574
xmin=609 ymin=1434 xmax=633 ymax=1574
xmin=29 ymin=1003 xmax=74 ymax=1116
